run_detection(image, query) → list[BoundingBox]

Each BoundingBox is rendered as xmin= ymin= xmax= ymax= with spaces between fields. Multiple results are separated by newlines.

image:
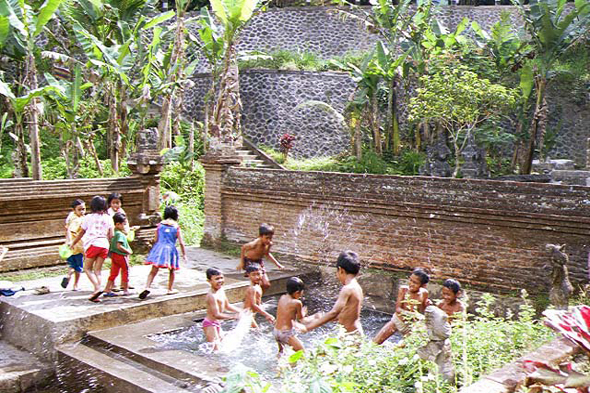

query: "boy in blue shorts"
xmin=62 ymin=199 xmax=86 ymax=291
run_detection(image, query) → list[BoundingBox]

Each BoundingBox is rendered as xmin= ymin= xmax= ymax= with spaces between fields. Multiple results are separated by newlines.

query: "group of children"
xmin=204 ymin=223 xmax=465 ymax=355
xmin=64 ymin=193 xmax=187 ymax=302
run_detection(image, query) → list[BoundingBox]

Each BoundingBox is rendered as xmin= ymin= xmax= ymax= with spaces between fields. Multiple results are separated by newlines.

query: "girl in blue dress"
xmin=139 ymin=206 xmax=187 ymax=299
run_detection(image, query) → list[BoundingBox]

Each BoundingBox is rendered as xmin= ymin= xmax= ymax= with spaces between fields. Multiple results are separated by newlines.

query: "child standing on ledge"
xmin=139 ymin=205 xmax=187 ymax=300
xmin=62 ymin=199 xmax=86 ymax=291
xmin=203 ymin=268 xmax=240 ymax=351
xmin=238 ymin=223 xmax=284 ymax=291
xmin=70 ymin=196 xmax=114 ymax=302
xmin=103 ymin=212 xmax=133 ymax=297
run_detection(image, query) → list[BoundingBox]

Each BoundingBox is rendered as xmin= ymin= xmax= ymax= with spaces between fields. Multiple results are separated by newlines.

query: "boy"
xmin=243 ymin=265 xmax=275 ymax=328
xmin=274 ymin=277 xmax=307 ymax=354
xmin=62 ymin=199 xmax=86 ymax=291
xmin=103 ymin=213 xmax=133 ymax=297
xmin=304 ymin=251 xmax=364 ymax=334
xmin=204 ymin=268 xmax=240 ymax=351
xmin=238 ymin=223 xmax=284 ymax=291
xmin=373 ymin=267 xmax=430 ymax=344
xmin=437 ymin=279 xmax=465 ymax=320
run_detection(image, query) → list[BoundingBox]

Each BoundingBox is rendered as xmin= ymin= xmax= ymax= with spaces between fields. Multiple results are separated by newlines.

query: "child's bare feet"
xmin=167 ymin=289 xmax=179 ymax=295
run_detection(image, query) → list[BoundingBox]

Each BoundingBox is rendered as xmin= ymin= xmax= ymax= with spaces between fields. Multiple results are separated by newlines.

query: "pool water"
xmin=149 ymin=287 xmax=395 ymax=380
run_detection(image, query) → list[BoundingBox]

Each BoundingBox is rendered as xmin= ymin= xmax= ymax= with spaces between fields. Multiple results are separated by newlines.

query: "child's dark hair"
xmin=259 ymin=223 xmax=274 ymax=236
xmin=113 ymin=212 xmax=127 ymax=225
xmin=286 ymin=277 xmax=304 ymax=294
xmin=443 ymin=279 xmax=461 ymax=294
xmin=412 ymin=268 xmax=430 ymax=285
xmin=71 ymin=199 xmax=85 ymax=209
xmin=89 ymin=196 xmax=107 ymax=213
xmin=164 ymin=205 xmax=179 ymax=221
xmin=246 ymin=265 xmax=260 ymax=274
xmin=107 ymin=192 xmax=123 ymax=206
xmin=336 ymin=250 xmax=361 ymax=275
xmin=206 ymin=267 xmax=222 ymax=280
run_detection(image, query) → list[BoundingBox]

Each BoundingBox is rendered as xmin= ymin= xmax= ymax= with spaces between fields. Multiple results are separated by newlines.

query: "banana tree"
xmin=0 ymin=0 xmax=64 ymax=179
xmin=208 ymin=0 xmax=260 ymax=149
xmin=513 ymin=0 xmax=590 ymax=174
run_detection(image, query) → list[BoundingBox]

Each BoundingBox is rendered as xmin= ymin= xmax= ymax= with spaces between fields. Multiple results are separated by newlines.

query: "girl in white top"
xmin=71 ymin=196 xmax=114 ymax=302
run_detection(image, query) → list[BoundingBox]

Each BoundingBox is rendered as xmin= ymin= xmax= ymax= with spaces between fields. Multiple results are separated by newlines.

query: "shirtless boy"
xmin=244 ymin=265 xmax=275 ymax=328
xmin=203 ymin=268 xmax=240 ymax=350
xmin=373 ymin=268 xmax=430 ymax=344
xmin=274 ymin=277 xmax=307 ymax=354
xmin=304 ymin=251 xmax=364 ymax=334
xmin=238 ymin=223 xmax=284 ymax=291
xmin=437 ymin=279 xmax=465 ymax=320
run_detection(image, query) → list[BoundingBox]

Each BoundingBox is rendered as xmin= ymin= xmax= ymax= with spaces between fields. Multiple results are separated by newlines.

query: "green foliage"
xmin=41 ymin=156 xmax=131 ymax=180
xmin=238 ymin=50 xmax=365 ymax=72
xmin=228 ymin=291 xmax=554 ymax=393
xmin=160 ymin=160 xmax=206 ymax=245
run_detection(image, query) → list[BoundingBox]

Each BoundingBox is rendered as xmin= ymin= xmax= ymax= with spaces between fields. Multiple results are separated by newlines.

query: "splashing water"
xmin=218 ymin=310 xmax=253 ymax=354
xmin=284 ymin=202 xmax=369 ymax=268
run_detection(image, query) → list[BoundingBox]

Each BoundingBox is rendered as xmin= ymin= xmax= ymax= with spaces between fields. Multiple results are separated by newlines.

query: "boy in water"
xmin=437 ymin=279 xmax=464 ymax=320
xmin=238 ymin=223 xmax=284 ymax=291
xmin=274 ymin=277 xmax=307 ymax=354
xmin=204 ymin=268 xmax=241 ymax=351
xmin=304 ymin=251 xmax=364 ymax=334
xmin=373 ymin=268 xmax=430 ymax=344
xmin=243 ymin=265 xmax=275 ymax=328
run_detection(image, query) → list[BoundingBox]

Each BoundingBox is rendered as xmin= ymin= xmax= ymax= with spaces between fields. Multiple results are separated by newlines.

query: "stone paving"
xmin=0 ymin=246 xmax=299 ymax=392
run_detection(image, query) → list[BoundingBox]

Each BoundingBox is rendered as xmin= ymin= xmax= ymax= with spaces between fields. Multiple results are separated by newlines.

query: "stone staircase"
xmin=237 ymin=138 xmax=285 ymax=170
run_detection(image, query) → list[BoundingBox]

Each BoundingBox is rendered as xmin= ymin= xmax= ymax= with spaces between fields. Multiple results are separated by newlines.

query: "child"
xmin=139 ymin=205 xmax=187 ymax=299
xmin=62 ymin=199 xmax=86 ymax=291
xmin=238 ymin=223 xmax=284 ymax=291
xmin=103 ymin=213 xmax=133 ymax=297
xmin=373 ymin=267 xmax=430 ymax=344
xmin=305 ymin=251 xmax=364 ymax=334
xmin=274 ymin=277 xmax=307 ymax=354
xmin=70 ymin=196 xmax=114 ymax=302
xmin=243 ymin=265 xmax=275 ymax=328
xmin=203 ymin=268 xmax=240 ymax=350
xmin=437 ymin=279 xmax=465 ymax=320
xmin=107 ymin=192 xmax=139 ymax=234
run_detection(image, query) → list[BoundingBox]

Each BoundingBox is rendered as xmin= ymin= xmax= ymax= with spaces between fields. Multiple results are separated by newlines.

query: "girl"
xmin=139 ymin=205 xmax=187 ymax=299
xmin=71 ymin=196 xmax=114 ymax=302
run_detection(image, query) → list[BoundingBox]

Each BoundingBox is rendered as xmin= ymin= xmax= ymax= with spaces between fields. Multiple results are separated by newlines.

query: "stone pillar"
xmin=200 ymin=146 xmax=243 ymax=248
xmin=127 ymin=128 xmax=164 ymax=227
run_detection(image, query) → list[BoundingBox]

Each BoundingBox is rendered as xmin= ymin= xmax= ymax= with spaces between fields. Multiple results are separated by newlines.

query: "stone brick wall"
xmin=203 ymin=164 xmax=590 ymax=293
xmin=184 ymin=70 xmax=355 ymax=158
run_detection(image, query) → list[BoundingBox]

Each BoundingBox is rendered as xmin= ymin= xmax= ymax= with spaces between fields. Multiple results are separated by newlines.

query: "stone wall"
xmin=185 ymin=70 xmax=355 ymax=158
xmin=202 ymin=162 xmax=590 ymax=294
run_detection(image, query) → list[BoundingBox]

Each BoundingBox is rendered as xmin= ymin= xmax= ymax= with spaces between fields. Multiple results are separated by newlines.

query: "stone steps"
xmin=57 ymin=342 xmax=204 ymax=393
xmin=235 ymin=148 xmax=274 ymax=168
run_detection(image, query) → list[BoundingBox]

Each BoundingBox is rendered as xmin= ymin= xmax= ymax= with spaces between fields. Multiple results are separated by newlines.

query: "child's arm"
xmin=295 ymin=301 xmax=305 ymax=321
xmin=419 ymin=289 xmax=429 ymax=314
xmin=265 ymin=251 xmax=284 ymax=269
xmin=116 ymin=241 xmax=133 ymax=255
xmin=238 ymin=243 xmax=251 ymax=271
xmin=395 ymin=287 xmax=408 ymax=315
xmin=208 ymin=294 xmax=238 ymax=320
xmin=305 ymin=287 xmax=350 ymax=331
xmin=245 ymin=287 xmax=275 ymax=323
xmin=224 ymin=297 xmax=241 ymax=314
xmin=176 ymin=227 xmax=188 ymax=262
xmin=70 ymin=228 xmax=86 ymax=247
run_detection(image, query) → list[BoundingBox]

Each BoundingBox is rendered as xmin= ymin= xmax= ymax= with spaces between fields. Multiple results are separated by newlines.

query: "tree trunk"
xmin=107 ymin=84 xmax=120 ymax=173
xmin=453 ymin=138 xmax=460 ymax=178
xmin=86 ymin=138 xmax=104 ymax=176
xmin=188 ymin=122 xmax=195 ymax=169
xmin=354 ymin=113 xmax=362 ymax=160
xmin=118 ymin=86 xmax=129 ymax=162
xmin=13 ymin=121 xmax=29 ymax=178
xmin=212 ymin=42 xmax=242 ymax=146
xmin=26 ymin=53 xmax=42 ymax=180
xmin=371 ymin=93 xmax=382 ymax=155
xmin=520 ymin=77 xmax=546 ymax=174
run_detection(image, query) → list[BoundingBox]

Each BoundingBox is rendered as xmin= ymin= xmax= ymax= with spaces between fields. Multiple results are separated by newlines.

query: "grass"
xmin=238 ymin=49 xmax=365 ymax=72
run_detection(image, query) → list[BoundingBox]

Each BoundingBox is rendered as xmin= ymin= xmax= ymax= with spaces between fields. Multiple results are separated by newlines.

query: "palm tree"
xmin=0 ymin=0 xmax=64 ymax=179
xmin=208 ymin=0 xmax=259 ymax=149
xmin=514 ymin=0 xmax=590 ymax=174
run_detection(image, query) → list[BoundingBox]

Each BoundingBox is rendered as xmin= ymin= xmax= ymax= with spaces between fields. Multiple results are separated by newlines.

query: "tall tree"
xmin=0 ymin=0 xmax=64 ymax=179
xmin=208 ymin=0 xmax=259 ymax=148
xmin=514 ymin=0 xmax=590 ymax=174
